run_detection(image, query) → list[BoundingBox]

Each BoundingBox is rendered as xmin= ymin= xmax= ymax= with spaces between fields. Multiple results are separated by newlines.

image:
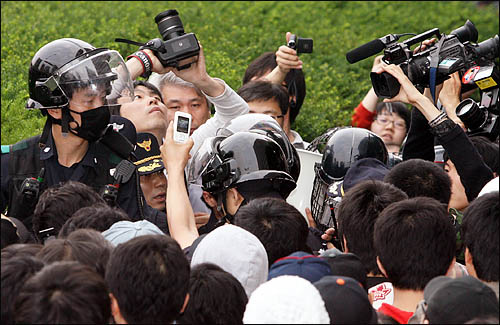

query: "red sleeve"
xmin=351 ymin=101 xmax=376 ymax=129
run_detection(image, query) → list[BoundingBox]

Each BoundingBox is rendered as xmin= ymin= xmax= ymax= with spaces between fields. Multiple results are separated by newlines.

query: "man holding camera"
xmin=0 ymin=38 xmax=169 ymax=235
xmin=243 ymin=32 xmax=310 ymax=149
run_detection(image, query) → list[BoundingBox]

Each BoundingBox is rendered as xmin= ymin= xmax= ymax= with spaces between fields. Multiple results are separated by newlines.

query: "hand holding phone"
xmin=173 ymin=111 xmax=192 ymax=143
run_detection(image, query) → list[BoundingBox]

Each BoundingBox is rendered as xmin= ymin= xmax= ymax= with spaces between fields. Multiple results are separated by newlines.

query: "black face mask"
xmin=67 ymin=106 xmax=111 ymax=142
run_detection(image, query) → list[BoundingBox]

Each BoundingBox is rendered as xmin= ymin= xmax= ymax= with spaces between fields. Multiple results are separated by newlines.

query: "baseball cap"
xmin=341 ymin=158 xmax=389 ymax=195
xmin=314 ymin=275 xmax=378 ymax=324
xmin=319 ymin=250 xmax=368 ymax=290
xmin=133 ymin=132 xmax=164 ymax=176
xmin=102 ymin=220 xmax=165 ymax=246
xmin=424 ymin=275 xmax=499 ymax=324
xmin=268 ymin=251 xmax=332 ymax=283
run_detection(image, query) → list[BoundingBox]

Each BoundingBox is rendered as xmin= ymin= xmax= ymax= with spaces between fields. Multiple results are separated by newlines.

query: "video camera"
xmin=346 ymin=20 xmax=499 ymax=99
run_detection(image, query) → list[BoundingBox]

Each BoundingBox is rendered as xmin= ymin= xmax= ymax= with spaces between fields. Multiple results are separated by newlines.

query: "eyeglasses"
xmin=374 ymin=116 xmax=406 ymax=130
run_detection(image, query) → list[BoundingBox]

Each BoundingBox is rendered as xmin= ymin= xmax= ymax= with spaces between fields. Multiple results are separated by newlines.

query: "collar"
xmin=39 ymin=129 xmax=98 ymax=168
xmin=378 ymin=303 xmax=414 ymax=324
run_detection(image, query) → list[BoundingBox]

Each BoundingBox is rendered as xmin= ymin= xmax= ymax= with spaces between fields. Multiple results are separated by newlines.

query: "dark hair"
xmin=178 ymin=263 xmax=248 ymax=324
xmin=442 ymin=136 xmax=499 ymax=175
xmin=237 ymin=80 xmax=290 ymax=116
xmin=14 ymin=261 xmax=111 ymax=324
xmin=58 ymin=203 xmax=130 ymax=238
xmin=243 ymin=51 xmax=306 ymax=124
xmin=461 ymin=191 xmax=499 ymax=282
xmin=1 ymin=255 xmax=45 ymax=324
xmin=32 ymin=181 xmax=106 ymax=243
xmin=36 ymin=229 xmax=113 ymax=277
xmin=109 ymin=80 xmax=164 ymax=115
xmin=234 ymin=197 xmax=310 ymax=265
xmin=384 ymin=158 xmax=452 ymax=205
xmin=374 ymin=197 xmax=456 ymax=290
xmin=1 ymin=217 xmax=20 ymax=249
xmin=336 ymin=180 xmax=408 ymax=275
xmin=375 ymin=101 xmax=411 ymax=132
xmin=1 ymin=243 xmax=43 ymax=260
xmin=469 ymin=136 xmax=499 ymax=174
xmin=105 ymin=234 xmax=190 ymax=324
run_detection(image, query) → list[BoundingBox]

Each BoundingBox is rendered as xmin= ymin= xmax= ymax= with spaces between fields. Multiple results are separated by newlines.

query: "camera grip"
xmin=370 ymin=71 xmax=401 ymax=99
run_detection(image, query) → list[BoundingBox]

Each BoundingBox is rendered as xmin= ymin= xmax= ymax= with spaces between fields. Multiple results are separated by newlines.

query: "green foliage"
xmin=2 ymin=1 xmax=499 ymax=144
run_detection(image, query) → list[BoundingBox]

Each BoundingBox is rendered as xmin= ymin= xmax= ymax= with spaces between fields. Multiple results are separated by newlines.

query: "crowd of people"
xmin=1 ymin=22 xmax=499 ymax=324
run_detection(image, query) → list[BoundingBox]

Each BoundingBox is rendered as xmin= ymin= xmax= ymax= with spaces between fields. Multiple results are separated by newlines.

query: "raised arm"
xmin=160 ymin=121 xmax=199 ymax=249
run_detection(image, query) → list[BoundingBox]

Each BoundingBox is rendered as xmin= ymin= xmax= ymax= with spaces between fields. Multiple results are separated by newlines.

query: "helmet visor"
xmin=41 ymin=49 xmax=134 ymax=109
xmin=186 ymin=136 xmax=223 ymax=185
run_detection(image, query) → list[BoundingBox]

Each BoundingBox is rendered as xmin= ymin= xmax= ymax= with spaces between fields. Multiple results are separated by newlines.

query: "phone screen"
xmin=177 ymin=116 xmax=190 ymax=133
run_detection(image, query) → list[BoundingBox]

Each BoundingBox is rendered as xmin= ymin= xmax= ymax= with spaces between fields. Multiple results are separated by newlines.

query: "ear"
xmin=202 ymin=191 xmax=216 ymax=208
xmin=465 ymin=247 xmax=478 ymax=278
xmin=109 ymin=293 xmax=127 ymax=324
xmin=342 ymin=235 xmax=349 ymax=253
xmin=180 ymin=293 xmax=190 ymax=314
xmin=445 ymin=257 xmax=457 ymax=277
xmin=376 ymin=256 xmax=388 ymax=278
xmin=46 ymin=108 xmax=62 ymax=120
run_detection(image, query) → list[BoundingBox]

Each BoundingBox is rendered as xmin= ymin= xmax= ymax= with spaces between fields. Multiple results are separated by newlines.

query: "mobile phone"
xmin=173 ymin=111 xmax=192 ymax=143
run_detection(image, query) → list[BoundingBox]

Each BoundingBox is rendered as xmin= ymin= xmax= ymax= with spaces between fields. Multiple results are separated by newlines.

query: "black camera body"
xmin=144 ymin=9 xmax=200 ymax=70
xmin=287 ymin=34 xmax=313 ymax=54
xmin=367 ymin=20 xmax=499 ymax=99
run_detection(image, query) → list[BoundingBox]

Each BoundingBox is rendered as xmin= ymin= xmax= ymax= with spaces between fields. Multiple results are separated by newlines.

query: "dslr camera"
xmin=455 ymin=64 xmax=499 ymax=141
xmin=142 ymin=9 xmax=200 ymax=70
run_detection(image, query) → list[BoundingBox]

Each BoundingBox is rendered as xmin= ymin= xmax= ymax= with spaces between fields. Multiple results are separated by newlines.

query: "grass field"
xmin=1 ymin=1 xmax=498 ymax=144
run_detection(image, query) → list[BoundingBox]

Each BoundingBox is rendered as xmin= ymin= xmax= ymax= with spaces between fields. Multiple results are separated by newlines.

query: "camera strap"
xmin=429 ymin=36 xmax=447 ymax=105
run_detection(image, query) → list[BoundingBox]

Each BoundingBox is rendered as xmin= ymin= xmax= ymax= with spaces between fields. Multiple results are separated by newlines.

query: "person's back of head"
xmin=14 ymin=261 xmax=110 ymax=324
xmin=314 ymin=275 xmax=378 ymax=324
xmin=467 ymin=136 xmax=499 ymax=175
xmin=1 ymin=243 xmax=43 ymax=260
xmin=384 ymin=158 xmax=452 ymax=205
xmin=243 ymin=275 xmax=330 ymax=324
xmin=374 ymin=197 xmax=456 ymax=291
xmin=1 ymin=255 xmax=45 ymax=324
xmin=234 ymin=197 xmax=310 ymax=265
xmin=190 ymin=224 xmax=269 ymax=297
xmin=36 ymin=229 xmax=113 ymax=277
xmin=32 ymin=180 xmax=106 ymax=243
xmin=337 ymin=180 xmax=408 ymax=276
xmin=58 ymin=203 xmax=130 ymax=238
xmin=178 ymin=263 xmax=248 ymax=325
xmin=105 ymin=234 xmax=190 ymax=324
xmin=422 ymin=275 xmax=499 ymax=324
xmin=461 ymin=191 xmax=499 ymax=283
xmin=243 ymin=51 xmax=306 ymax=124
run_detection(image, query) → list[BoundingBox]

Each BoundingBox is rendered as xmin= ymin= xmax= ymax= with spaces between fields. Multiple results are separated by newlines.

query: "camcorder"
xmin=346 ymin=20 xmax=499 ymax=98
xmin=288 ymin=34 xmax=313 ymax=54
xmin=346 ymin=20 xmax=499 ymax=141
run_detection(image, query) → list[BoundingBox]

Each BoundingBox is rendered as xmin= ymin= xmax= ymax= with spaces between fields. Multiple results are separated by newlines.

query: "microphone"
xmin=346 ymin=34 xmax=401 ymax=64
xmin=346 ymin=39 xmax=385 ymax=64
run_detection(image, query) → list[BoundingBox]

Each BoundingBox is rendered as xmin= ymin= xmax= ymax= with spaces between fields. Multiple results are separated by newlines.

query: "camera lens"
xmin=155 ymin=9 xmax=185 ymax=41
xmin=475 ymin=35 xmax=500 ymax=61
xmin=456 ymin=98 xmax=487 ymax=130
